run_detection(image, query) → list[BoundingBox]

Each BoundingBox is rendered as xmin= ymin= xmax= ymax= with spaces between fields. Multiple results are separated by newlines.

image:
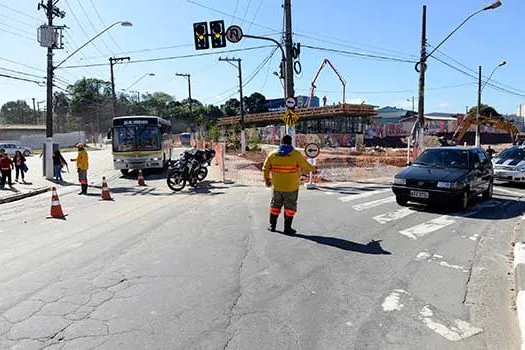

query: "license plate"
xmin=410 ymin=190 xmax=429 ymax=199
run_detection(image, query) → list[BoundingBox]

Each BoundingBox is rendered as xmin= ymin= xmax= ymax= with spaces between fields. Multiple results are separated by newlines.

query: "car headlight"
xmin=437 ymin=181 xmax=465 ymax=189
xmin=114 ymin=159 xmax=123 ymax=163
xmin=393 ymin=177 xmax=406 ymax=185
xmin=152 ymin=157 xmax=160 ymax=161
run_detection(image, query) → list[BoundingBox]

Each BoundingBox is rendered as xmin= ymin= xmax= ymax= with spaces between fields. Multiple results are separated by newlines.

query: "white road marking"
xmin=494 ymin=187 xmax=522 ymax=196
xmin=373 ymin=207 xmax=415 ymax=224
xmin=438 ymin=261 xmax=465 ymax=271
xmin=415 ymin=252 xmax=467 ymax=272
xmin=382 ymin=289 xmax=408 ymax=312
xmin=352 ymin=196 xmax=395 ymax=211
xmin=339 ymin=189 xmax=391 ymax=202
xmin=469 ymin=234 xmax=480 ymax=241
xmin=415 ymin=252 xmax=431 ymax=261
xmin=419 ymin=305 xmax=483 ymax=341
xmin=399 ymin=215 xmax=455 ymax=239
xmin=514 ymin=242 xmax=525 ymax=269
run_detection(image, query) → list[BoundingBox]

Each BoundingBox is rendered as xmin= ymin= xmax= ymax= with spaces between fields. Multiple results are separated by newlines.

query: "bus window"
xmin=114 ymin=127 xmax=135 ymax=152
xmin=137 ymin=127 xmax=160 ymax=151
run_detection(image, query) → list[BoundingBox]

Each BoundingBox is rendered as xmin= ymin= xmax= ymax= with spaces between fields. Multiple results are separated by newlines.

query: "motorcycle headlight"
xmin=393 ymin=177 xmax=406 ymax=185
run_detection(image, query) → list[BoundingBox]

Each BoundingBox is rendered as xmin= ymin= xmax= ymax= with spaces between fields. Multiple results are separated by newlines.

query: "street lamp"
xmin=475 ymin=60 xmax=506 ymax=146
xmin=414 ymin=0 xmax=502 ymax=155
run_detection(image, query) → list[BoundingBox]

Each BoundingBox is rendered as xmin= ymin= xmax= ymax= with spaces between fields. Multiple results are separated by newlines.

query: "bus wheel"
xmin=120 ymin=169 xmax=130 ymax=176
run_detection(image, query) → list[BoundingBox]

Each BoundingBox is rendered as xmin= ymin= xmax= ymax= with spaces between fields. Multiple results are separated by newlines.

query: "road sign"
xmin=305 ymin=143 xmax=320 ymax=158
xmin=281 ymin=110 xmax=299 ymax=126
xmin=225 ymin=25 xmax=243 ymax=43
xmin=285 ymin=97 xmax=296 ymax=108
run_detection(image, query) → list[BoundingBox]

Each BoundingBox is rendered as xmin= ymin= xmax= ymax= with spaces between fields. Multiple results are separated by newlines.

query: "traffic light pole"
xmin=284 ymin=0 xmax=296 ymax=146
xmin=219 ymin=57 xmax=245 ymax=155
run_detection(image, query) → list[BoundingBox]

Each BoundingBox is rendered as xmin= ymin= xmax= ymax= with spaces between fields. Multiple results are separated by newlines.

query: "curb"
xmin=0 ymin=187 xmax=50 ymax=204
xmin=513 ymin=217 xmax=525 ymax=350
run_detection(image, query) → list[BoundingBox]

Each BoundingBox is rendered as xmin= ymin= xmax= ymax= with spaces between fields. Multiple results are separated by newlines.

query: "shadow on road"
xmin=283 ymin=233 xmax=392 ymax=255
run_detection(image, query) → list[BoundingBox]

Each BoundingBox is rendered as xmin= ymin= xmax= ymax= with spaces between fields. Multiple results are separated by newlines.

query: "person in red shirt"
xmin=0 ymin=152 xmax=14 ymax=188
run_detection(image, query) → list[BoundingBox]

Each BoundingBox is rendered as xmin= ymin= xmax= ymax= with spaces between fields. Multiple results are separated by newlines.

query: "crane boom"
xmin=305 ymin=58 xmax=347 ymax=107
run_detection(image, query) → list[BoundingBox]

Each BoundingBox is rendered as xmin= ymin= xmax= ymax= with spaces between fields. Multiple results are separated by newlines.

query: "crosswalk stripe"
xmin=373 ymin=207 xmax=415 ymax=224
xmin=399 ymin=215 xmax=455 ymax=240
xmin=339 ymin=189 xmax=391 ymax=202
xmin=352 ymin=196 xmax=396 ymax=211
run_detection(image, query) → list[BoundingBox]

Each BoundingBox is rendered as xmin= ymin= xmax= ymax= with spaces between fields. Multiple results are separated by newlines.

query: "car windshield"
xmin=136 ymin=126 xmax=160 ymax=151
xmin=496 ymin=147 xmax=525 ymax=160
xmin=414 ymin=149 xmax=470 ymax=169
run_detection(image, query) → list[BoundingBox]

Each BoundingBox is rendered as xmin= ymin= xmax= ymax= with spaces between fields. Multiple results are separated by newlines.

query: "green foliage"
xmin=243 ymin=92 xmax=268 ymax=114
xmin=468 ymin=104 xmax=501 ymax=117
xmin=0 ymin=100 xmax=34 ymax=124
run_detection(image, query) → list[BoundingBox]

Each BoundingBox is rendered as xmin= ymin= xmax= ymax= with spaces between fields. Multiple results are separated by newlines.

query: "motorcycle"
xmin=166 ymin=148 xmax=215 ymax=192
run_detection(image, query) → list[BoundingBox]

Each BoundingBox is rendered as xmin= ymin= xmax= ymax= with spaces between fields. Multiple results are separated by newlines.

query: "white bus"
xmin=111 ymin=116 xmax=173 ymax=175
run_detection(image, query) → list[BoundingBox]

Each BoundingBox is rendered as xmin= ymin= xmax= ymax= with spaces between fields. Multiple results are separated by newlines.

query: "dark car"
xmin=391 ymin=147 xmax=493 ymax=211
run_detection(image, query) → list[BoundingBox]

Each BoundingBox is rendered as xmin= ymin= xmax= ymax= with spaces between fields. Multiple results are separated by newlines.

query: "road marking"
xmin=414 ymin=251 xmax=467 ymax=272
xmin=494 ymin=187 xmax=522 ymax=196
xmin=373 ymin=207 xmax=415 ymax=224
xmin=468 ymin=234 xmax=480 ymax=241
xmin=352 ymin=196 xmax=395 ymax=211
xmin=399 ymin=215 xmax=455 ymax=239
xmin=382 ymin=289 xmax=408 ymax=311
xmin=419 ymin=305 xmax=483 ymax=341
xmin=338 ymin=189 xmax=391 ymax=202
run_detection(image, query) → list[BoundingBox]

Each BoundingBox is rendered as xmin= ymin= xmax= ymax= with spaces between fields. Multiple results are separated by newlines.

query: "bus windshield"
xmin=114 ymin=126 xmax=161 ymax=152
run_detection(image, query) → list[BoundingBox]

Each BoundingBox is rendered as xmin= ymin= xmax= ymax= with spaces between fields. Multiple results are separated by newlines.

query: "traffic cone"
xmin=137 ymin=169 xmax=146 ymax=186
xmin=101 ymin=176 xmax=113 ymax=201
xmin=48 ymin=187 xmax=66 ymax=219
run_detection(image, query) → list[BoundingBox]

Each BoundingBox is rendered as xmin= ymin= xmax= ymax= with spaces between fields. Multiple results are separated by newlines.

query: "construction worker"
xmin=262 ymin=135 xmax=315 ymax=235
xmin=71 ymin=144 xmax=89 ymax=195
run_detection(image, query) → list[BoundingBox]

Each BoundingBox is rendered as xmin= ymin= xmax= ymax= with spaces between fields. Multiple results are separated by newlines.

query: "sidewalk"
xmin=513 ymin=216 xmax=525 ymax=349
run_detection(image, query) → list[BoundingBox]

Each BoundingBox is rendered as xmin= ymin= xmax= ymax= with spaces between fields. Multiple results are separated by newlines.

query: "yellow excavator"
xmin=450 ymin=114 xmax=524 ymax=145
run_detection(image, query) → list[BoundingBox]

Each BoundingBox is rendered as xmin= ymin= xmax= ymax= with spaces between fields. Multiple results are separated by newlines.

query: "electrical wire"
xmin=0 ymin=56 xmax=45 ymax=72
xmin=0 ymin=13 xmax=36 ymax=29
xmin=241 ymin=0 xmax=253 ymax=27
xmin=302 ymin=45 xmax=417 ymax=63
xmin=0 ymin=27 xmax=34 ymax=41
xmin=74 ymin=0 xmax=115 ymax=55
xmin=0 ymin=73 xmax=44 ymax=85
xmin=57 ymin=45 xmax=275 ymax=69
xmin=89 ymin=0 xmax=123 ymax=53
xmin=0 ymin=67 xmax=45 ymax=80
xmin=79 ymin=44 xmax=195 ymax=60
xmin=295 ymin=82 xmax=476 ymax=95
xmin=247 ymin=0 xmax=264 ymax=33
xmin=0 ymin=21 xmax=35 ymax=37
xmin=0 ymin=4 xmax=40 ymax=22
xmin=64 ymin=0 xmax=106 ymax=57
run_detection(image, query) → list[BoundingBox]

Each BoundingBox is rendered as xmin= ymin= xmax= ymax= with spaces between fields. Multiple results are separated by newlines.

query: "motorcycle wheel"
xmin=167 ymin=170 xmax=186 ymax=192
xmin=196 ymin=167 xmax=208 ymax=181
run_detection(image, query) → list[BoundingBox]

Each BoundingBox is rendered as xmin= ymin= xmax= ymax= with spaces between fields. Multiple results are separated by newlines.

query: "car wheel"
xmin=457 ymin=191 xmax=469 ymax=211
xmin=482 ymin=182 xmax=493 ymax=201
xmin=120 ymin=169 xmax=130 ymax=176
xmin=23 ymin=150 xmax=30 ymax=157
xmin=396 ymin=196 xmax=408 ymax=206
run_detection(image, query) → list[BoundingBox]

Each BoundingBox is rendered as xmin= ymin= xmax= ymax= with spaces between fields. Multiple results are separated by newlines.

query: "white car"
xmin=492 ymin=145 xmax=525 ymax=182
xmin=0 ymin=142 xmax=32 ymax=157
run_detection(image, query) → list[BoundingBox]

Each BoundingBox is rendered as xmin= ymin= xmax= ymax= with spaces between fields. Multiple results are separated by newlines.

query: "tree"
xmin=142 ymin=92 xmax=175 ymax=116
xmin=243 ymin=92 xmax=268 ymax=114
xmin=68 ymin=78 xmax=112 ymax=135
xmin=0 ymin=100 xmax=34 ymax=124
xmin=222 ymin=98 xmax=241 ymax=116
xmin=468 ymin=104 xmax=501 ymax=118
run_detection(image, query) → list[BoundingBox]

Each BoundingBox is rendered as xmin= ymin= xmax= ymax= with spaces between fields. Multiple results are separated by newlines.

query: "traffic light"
xmin=209 ymin=20 xmax=226 ymax=48
xmin=193 ymin=22 xmax=209 ymax=50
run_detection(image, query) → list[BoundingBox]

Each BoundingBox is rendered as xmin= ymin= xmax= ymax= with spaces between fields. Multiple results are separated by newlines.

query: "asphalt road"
xmin=0 ymin=157 xmax=523 ymax=349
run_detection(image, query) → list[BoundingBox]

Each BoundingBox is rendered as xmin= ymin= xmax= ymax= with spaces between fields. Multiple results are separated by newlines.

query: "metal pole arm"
xmin=243 ymin=34 xmax=285 ymax=61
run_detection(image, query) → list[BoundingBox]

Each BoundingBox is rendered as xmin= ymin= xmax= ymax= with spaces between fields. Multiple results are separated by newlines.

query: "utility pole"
xmin=175 ymin=73 xmax=192 ymax=121
xmin=416 ymin=5 xmax=427 ymax=155
xmin=32 ymin=98 xmax=37 ymax=125
xmin=476 ymin=65 xmax=482 ymax=147
xmin=284 ymin=0 xmax=296 ymax=146
xmin=109 ymin=56 xmax=130 ymax=118
xmin=45 ymin=0 xmax=54 ymax=138
xmin=219 ymin=57 xmax=245 ymax=154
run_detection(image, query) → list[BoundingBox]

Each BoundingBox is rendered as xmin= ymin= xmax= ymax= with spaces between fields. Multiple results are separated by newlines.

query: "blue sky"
xmin=0 ymin=0 xmax=524 ymax=115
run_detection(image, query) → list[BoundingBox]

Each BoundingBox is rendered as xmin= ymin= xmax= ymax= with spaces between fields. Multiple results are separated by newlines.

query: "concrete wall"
xmin=20 ymin=131 xmax=86 ymax=149
xmin=0 ymin=128 xmax=45 ymax=141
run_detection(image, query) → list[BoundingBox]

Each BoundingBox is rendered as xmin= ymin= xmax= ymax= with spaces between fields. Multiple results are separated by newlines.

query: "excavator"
xmin=439 ymin=114 xmax=525 ymax=146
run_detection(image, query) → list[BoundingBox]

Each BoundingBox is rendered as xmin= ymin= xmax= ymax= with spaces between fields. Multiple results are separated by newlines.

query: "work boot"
xmin=268 ymin=214 xmax=278 ymax=232
xmin=283 ymin=215 xmax=296 ymax=235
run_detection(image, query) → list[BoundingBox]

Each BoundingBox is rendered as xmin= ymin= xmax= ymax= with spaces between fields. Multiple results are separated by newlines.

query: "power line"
xmin=64 ymin=0 xmax=106 ymax=57
xmin=241 ymin=0 xmax=253 ymax=27
xmin=89 ymin=0 xmax=123 ymax=53
xmin=0 ymin=73 xmax=44 ymax=85
xmin=0 ymin=56 xmax=45 ymax=72
xmin=247 ymin=0 xmax=264 ymax=33
xmin=295 ymin=82 xmax=476 ymax=95
xmin=74 ymin=0 xmax=115 ymax=55
xmin=0 ymin=4 xmax=40 ymax=22
xmin=0 ymin=27 xmax=34 ymax=41
xmin=0 ymin=21 xmax=35 ymax=36
xmin=0 ymin=66 xmax=45 ymax=79
xmin=302 ymin=44 xmax=417 ymax=63
xmin=78 ymin=43 xmax=195 ymax=60
xmin=0 ymin=13 xmax=36 ymax=29
xmin=57 ymin=45 xmax=274 ymax=69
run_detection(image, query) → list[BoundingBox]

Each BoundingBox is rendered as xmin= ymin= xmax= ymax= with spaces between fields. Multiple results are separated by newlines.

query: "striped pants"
xmin=270 ymin=190 xmax=298 ymax=217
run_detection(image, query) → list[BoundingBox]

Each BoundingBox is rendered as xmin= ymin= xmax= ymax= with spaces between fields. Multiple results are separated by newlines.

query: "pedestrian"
xmin=0 ymin=151 xmax=14 ymax=189
xmin=53 ymin=149 xmax=67 ymax=182
xmin=12 ymin=151 xmax=27 ymax=183
xmin=71 ymin=143 xmax=89 ymax=195
xmin=262 ymin=135 xmax=315 ymax=235
xmin=486 ymin=145 xmax=496 ymax=159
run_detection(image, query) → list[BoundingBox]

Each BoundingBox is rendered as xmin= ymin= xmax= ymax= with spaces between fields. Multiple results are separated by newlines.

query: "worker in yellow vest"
xmin=71 ymin=143 xmax=89 ymax=195
xmin=262 ymin=135 xmax=315 ymax=234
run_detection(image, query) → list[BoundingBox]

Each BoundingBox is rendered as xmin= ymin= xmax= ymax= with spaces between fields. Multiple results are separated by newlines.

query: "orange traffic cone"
xmin=48 ymin=187 xmax=66 ymax=219
xmin=101 ymin=176 xmax=113 ymax=201
xmin=137 ymin=169 xmax=146 ymax=186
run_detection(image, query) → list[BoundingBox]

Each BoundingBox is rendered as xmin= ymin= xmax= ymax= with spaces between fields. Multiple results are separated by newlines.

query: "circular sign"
xmin=225 ymin=25 xmax=243 ymax=43
xmin=285 ymin=97 xmax=296 ymax=108
xmin=305 ymin=143 xmax=320 ymax=158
